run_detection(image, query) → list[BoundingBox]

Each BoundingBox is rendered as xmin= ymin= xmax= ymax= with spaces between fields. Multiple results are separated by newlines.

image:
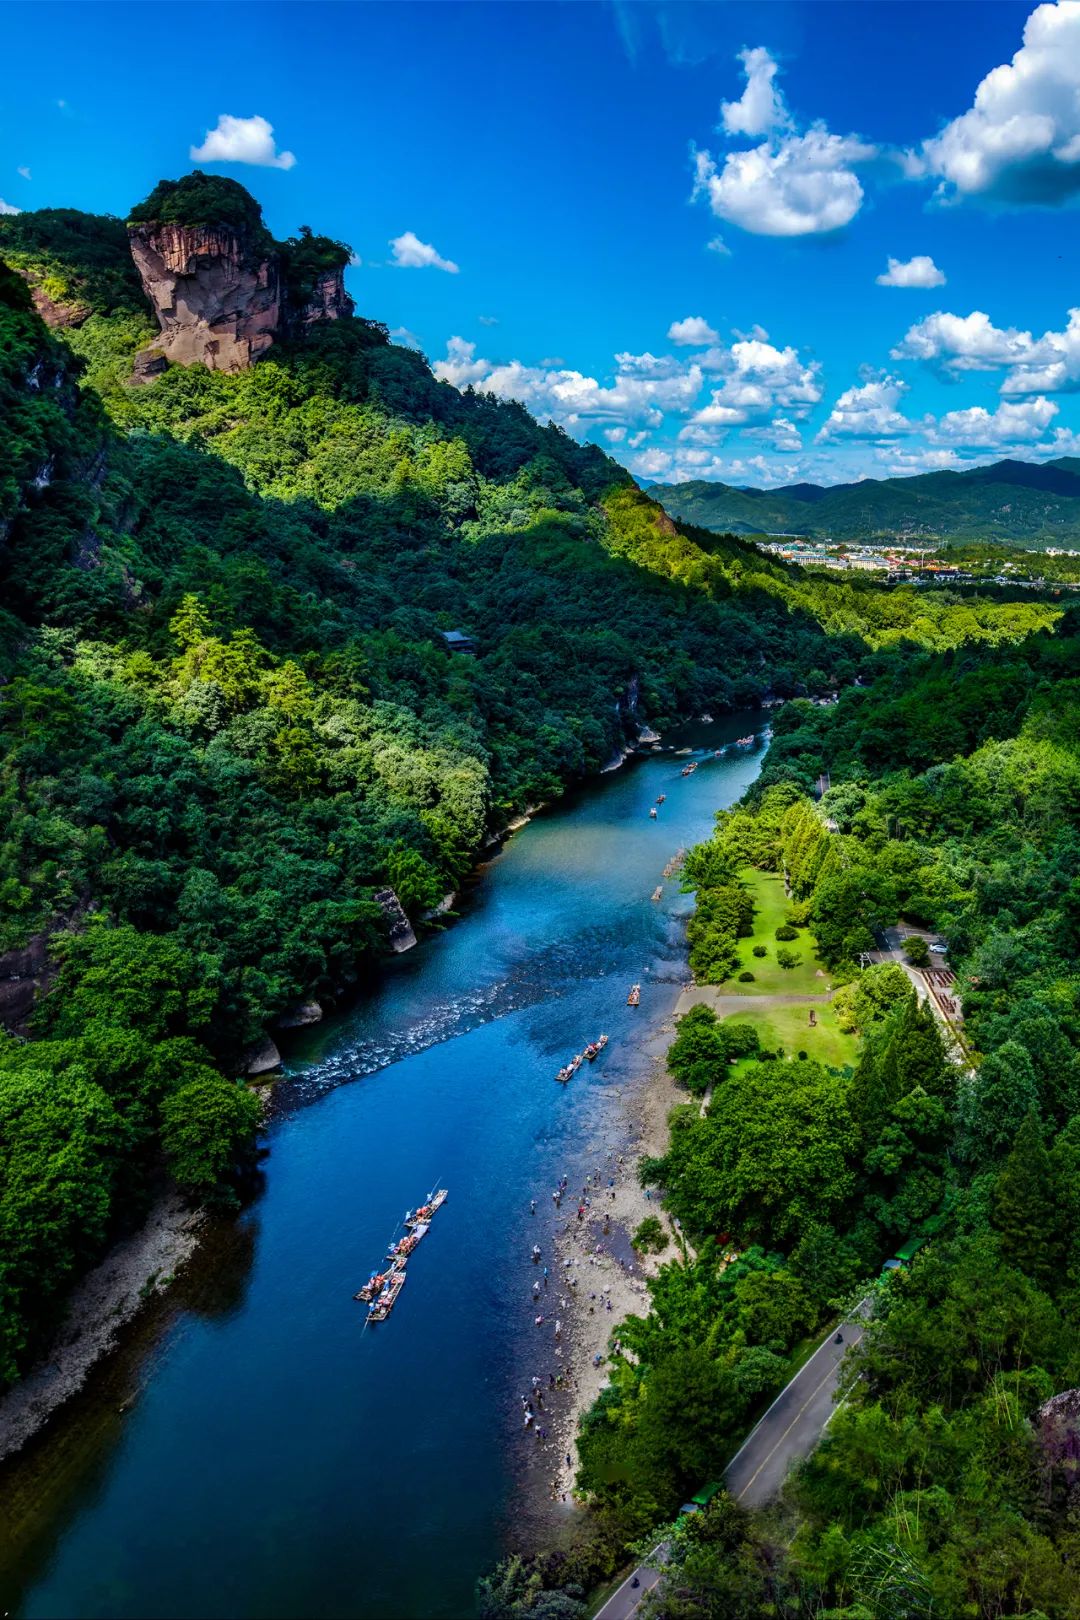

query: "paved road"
xmin=592 ymin=1546 xmax=669 ymax=1620
xmin=724 ymin=1310 xmax=865 ymax=1508
xmin=593 ymin=1309 xmax=867 ymax=1620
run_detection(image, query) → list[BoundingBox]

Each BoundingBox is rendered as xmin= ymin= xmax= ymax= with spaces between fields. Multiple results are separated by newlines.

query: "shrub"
xmin=775 ymin=924 xmax=799 ymax=941
xmin=797 ymin=1050 xmax=808 ymax=1060
xmin=905 ymin=936 xmax=930 ymax=967
xmin=633 ymin=1215 xmax=669 ymax=1255
xmin=738 ymin=970 xmax=755 ymax=982
xmin=776 ymin=947 xmax=802 ymax=970
xmin=719 ymin=1023 xmax=761 ymax=1060
xmin=752 ymin=945 xmax=767 ymax=958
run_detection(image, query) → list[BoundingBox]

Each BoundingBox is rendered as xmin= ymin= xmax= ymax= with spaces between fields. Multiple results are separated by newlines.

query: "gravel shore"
xmin=522 ymin=1027 xmax=685 ymax=1511
xmin=0 ymin=1194 xmax=206 ymax=1463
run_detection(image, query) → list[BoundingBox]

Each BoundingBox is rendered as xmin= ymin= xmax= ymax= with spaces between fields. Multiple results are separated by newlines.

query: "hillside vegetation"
xmin=655 ymin=458 xmax=1080 ymax=545
xmin=0 ymin=178 xmax=1059 ymax=1386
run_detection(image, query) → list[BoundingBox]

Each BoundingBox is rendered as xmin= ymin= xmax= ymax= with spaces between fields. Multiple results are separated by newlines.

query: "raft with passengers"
xmin=354 ymin=1185 xmax=449 ymax=1320
xmin=555 ymin=1033 xmax=609 ymax=1082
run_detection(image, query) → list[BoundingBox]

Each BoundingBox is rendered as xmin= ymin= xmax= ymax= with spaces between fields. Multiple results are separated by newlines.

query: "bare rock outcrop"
xmin=0 ymin=932 xmax=53 ymax=1035
xmin=129 ymin=221 xmax=282 ymax=373
xmin=374 ymin=888 xmax=418 ymax=953
xmin=297 ymin=267 xmax=354 ymax=326
xmin=243 ymin=1034 xmax=283 ymax=1076
xmin=14 ymin=269 xmax=90 ymax=330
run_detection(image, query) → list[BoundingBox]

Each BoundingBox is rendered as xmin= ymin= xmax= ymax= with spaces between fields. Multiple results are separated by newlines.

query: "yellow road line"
xmin=733 ymin=1328 xmax=863 ymax=1502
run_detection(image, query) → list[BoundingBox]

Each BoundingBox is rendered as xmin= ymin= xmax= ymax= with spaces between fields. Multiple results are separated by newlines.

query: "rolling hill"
xmin=653 ymin=459 xmax=1080 ymax=546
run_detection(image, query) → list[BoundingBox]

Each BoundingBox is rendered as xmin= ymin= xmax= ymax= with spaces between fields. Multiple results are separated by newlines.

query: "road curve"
xmin=593 ymin=1308 xmax=866 ymax=1620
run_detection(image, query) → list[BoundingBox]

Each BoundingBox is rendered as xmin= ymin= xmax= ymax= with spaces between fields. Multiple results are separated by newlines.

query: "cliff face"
xmin=298 ymin=267 xmax=354 ymax=326
xmin=129 ymin=214 xmax=354 ymax=374
xmin=128 ymin=221 xmax=282 ymax=373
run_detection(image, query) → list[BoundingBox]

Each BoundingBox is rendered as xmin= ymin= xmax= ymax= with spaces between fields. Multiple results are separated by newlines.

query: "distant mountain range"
xmin=652 ymin=458 xmax=1080 ymax=546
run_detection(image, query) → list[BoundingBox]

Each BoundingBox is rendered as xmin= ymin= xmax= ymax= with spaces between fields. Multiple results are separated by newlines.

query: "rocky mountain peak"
xmin=127 ymin=174 xmax=353 ymax=375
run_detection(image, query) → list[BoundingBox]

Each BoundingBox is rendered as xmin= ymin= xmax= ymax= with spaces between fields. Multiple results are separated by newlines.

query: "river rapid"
xmin=0 ymin=718 xmax=765 ymax=1620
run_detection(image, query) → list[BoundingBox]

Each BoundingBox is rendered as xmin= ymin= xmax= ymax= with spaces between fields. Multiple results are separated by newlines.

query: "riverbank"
xmin=0 ymin=1194 xmax=206 ymax=1464
xmin=542 ymin=1026 xmax=686 ymax=1506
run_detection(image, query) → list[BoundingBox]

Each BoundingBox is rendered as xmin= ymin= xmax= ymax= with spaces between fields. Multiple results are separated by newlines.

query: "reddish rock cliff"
xmin=129 ymin=221 xmax=282 ymax=373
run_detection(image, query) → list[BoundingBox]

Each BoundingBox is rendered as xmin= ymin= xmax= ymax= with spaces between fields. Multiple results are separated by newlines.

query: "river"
xmin=0 ymin=718 xmax=765 ymax=1620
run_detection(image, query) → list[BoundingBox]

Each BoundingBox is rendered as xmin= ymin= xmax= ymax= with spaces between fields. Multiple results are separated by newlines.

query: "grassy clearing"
xmin=729 ymin=869 xmax=833 ymax=998
xmin=725 ymin=1001 xmax=858 ymax=1071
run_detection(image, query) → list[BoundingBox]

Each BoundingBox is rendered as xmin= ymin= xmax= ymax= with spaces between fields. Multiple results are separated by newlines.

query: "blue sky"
xmin=4 ymin=0 xmax=1080 ymax=487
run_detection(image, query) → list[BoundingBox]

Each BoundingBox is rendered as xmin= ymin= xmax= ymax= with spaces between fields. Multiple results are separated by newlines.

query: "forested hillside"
xmin=0 ymin=177 xmax=1059 ymax=1388
xmin=494 ymin=610 xmax=1080 ymax=1619
xmin=655 ymin=459 xmax=1080 ymax=545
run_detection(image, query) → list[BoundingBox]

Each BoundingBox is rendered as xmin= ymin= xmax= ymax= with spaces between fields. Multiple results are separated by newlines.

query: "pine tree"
xmin=992 ymin=1111 xmax=1062 ymax=1290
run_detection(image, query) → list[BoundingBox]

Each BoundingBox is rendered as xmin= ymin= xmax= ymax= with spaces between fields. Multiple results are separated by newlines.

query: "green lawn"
xmin=725 ymin=1001 xmax=858 ymax=1070
xmin=729 ymin=869 xmax=834 ymax=998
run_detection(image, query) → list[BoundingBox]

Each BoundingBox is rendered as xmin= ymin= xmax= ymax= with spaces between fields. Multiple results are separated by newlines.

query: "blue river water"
xmin=0 ymin=719 xmax=764 ymax=1620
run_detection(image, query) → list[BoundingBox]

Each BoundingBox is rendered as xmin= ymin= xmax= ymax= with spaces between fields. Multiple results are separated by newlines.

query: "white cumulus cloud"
xmin=893 ymin=304 xmax=1080 ymax=394
xmin=693 ymin=47 xmax=876 ymax=237
xmin=668 ymin=315 xmax=720 ymax=346
xmin=0 ymin=197 xmax=21 ymax=215
xmin=876 ymin=255 xmax=946 ymax=288
xmin=892 ymin=309 xmax=1037 ymax=373
xmin=17 ymin=166 xmax=30 ymax=181
xmin=816 ymin=375 xmax=914 ymax=442
xmin=390 ymin=231 xmax=459 ymax=273
xmin=930 ymin=395 xmax=1059 ymax=445
xmin=190 ymin=113 xmax=296 ymax=170
xmin=689 ymin=333 xmax=823 ymax=426
xmin=912 ymin=0 xmax=1080 ymax=206
xmin=720 ymin=46 xmax=790 ymax=138
xmin=432 ymin=339 xmax=704 ymax=429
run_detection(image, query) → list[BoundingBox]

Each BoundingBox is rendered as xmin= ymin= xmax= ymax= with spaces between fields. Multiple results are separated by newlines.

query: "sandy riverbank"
xmin=0 ymin=1193 xmax=206 ymax=1463
xmin=521 ymin=1026 xmax=687 ymax=1509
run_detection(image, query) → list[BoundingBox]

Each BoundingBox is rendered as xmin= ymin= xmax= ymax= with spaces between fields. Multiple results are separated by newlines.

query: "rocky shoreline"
xmin=0 ymin=1193 xmax=207 ymax=1463
xmin=520 ymin=1019 xmax=685 ymax=1514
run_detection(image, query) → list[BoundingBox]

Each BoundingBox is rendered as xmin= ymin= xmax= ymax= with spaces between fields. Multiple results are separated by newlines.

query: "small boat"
xmin=699 ymin=712 xmax=714 ymax=723
xmin=681 ymin=761 xmax=698 ymax=777
xmin=735 ymin=734 xmax=756 ymax=746
xmin=649 ymin=807 xmax=657 ymax=819
xmin=714 ymin=747 xmax=726 ymax=757
xmin=405 ymin=1188 xmax=448 ymax=1228
xmin=368 ymin=1269 xmax=406 ymax=1322
xmin=627 ymin=984 xmax=641 ymax=1006
xmin=656 ymin=794 xmax=666 ymax=805
xmin=651 ymin=886 xmax=663 ymax=902
xmin=389 ymin=1222 xmax=429 ymax=1260
xmin=354 ymin=1257 xmax=404 ymax=1302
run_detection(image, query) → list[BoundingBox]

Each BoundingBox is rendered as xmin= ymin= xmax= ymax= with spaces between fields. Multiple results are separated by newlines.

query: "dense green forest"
xmin=0 ymin=177 xmax=1061 ymax=1391
xmin=654 ymin=458 xmax=1080 ymax=546
xmin=488 ymin=610 xmax=1080 ymax=1619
